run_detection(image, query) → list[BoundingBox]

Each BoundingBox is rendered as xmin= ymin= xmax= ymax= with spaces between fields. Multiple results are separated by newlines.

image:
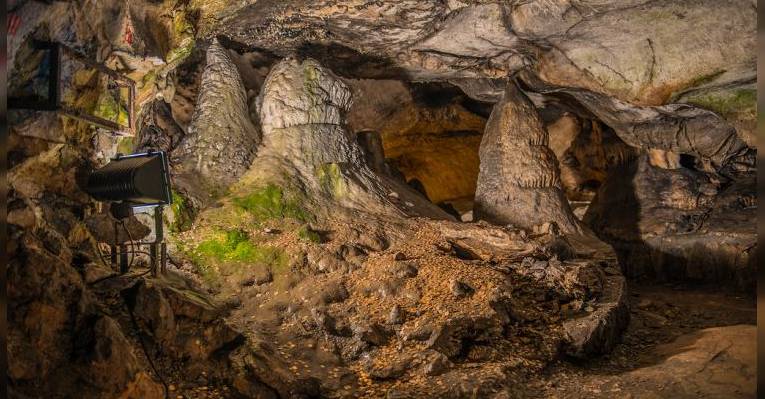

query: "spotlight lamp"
xmin=86 ymin=150 xmax=172 ymax=276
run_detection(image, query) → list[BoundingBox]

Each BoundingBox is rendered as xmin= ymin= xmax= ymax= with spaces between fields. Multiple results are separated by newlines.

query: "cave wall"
xmin=7 ymin=0 xmax=758 ymax=397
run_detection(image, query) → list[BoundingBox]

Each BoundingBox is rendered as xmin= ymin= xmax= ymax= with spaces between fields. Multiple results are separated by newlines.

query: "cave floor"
xmin=531 ymin=283 xmax=756 ymax=399
xmin=149 ymin=281 xmax=755 ymax=399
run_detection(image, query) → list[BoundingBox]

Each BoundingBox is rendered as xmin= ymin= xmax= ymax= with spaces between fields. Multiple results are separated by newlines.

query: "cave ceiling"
xmin=196 ymin=0 xmax=756 ymax=169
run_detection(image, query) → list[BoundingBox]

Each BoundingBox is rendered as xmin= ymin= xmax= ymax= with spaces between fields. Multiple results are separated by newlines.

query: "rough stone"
xmin=450 ymin=279 xmax=475 ymax=298
xmin=473 ymin=81 xmax=583 ymax=234
xmin=585 ymin=155 xmax=756 ymax=292
xmin=563 ymin=275 xmax=630 ymax=358
xmin=172 ymin=39 xmax=261 ymax=207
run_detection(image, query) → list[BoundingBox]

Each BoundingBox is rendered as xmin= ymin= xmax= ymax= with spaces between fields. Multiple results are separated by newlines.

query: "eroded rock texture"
xmin=522 ymin=72 xmax=754 ymax=172
xmin=8 ymin=0 xmax=757 ymax=398
xmin=173 ymin=40 xmax=261 ymax=206
xmin=585 ymin=155 xmax=756 ymax=291
xmin=206 ymin=0 xmax=755 ymax=137
xmin=474 ymin=81 xmax=582 ymax=234
xmin=246 ymin=57 xmax=450 ymax=220
xmin=164 ymin=58 xmax=630 ymax=398
xmin=346 ymin=79 xmax=487 ymax=210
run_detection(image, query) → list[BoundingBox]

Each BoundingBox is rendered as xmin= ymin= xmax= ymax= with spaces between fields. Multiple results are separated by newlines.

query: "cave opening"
xmin=346 ymin=80 xmax=488 ymax=221
xmin=347 ymin=77 xmax=633 ymax=225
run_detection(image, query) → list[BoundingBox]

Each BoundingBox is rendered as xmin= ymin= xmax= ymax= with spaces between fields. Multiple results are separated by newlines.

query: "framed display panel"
xmin=9 ymin=40 xmax=137 ymax=135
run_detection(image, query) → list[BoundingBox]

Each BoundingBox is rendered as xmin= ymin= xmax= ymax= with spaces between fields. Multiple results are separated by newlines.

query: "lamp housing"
xmin=86 ymin=151 xmax=172 ymax=206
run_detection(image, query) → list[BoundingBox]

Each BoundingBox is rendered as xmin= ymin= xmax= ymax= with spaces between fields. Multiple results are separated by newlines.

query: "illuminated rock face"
xmin=172 ymin=39 xmax=261 ymax=207
xmin=250 ymin=58 xmax=450 ymax=220
xmin=474 ymin=81 xmax=583 ymax=234
xmin=346 ymin=79 xmax=486 ymax=208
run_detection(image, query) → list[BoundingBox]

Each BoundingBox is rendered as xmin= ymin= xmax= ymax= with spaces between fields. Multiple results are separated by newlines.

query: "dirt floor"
xmin=153 ymin=280 xmax=755 ymax=399
xmin=532 ymin=283 xmax=756 ymax=399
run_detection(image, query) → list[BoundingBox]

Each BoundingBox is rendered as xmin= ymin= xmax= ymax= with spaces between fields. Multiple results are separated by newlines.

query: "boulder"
xmin=585 ymin=155 xmax=756 ymax=292
xmin=562 ymin=275 xmax=630 ymax=358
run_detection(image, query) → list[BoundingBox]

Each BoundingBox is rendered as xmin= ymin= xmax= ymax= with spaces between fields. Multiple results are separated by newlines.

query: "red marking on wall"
xmin=124 ymin=24 xmax=133 ymax=45
xmin=9 ymin=13 xmax=21 ymax=36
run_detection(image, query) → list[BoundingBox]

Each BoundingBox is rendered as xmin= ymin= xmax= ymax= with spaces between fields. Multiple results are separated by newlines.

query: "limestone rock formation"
xmin=168 ymin=58 xmax=629 ymax=397
xmin=172 ymin=39 xmax=262 ymax=207
xmin=208 ymin=1 xmax=754 ymax=106
xmin=474 ymin=81 xmax=582 ymax=234
xmin=585 ymin=155 xmax=756 ymax=291
xmin=204 ymin=0 xmax=755 ymax=172
xmin=244 ymin=58 xmax=450 ymax=221
xmin=135 ymin=99 xmax=186 ymax=154
xmin=522 ymin=71 xmax=753 ymax=172
xmin=547 ymin=114 xmax=634 ymax=201
xmin=346 ymin=79 xmax=487 ymax=208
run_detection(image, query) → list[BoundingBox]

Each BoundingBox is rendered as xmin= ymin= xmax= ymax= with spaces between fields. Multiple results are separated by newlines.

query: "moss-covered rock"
xmin=685 ymin=89 xmax=756 ymax=119
xmin=168 ymin=189 xmax=194 ymax=233
xmin=232 ymin=184 xmax=309 ymax=222
xmin=297 ymin=225 xmax=321 ymax=243
xmin=316 ymin=163 xmax=348 ymax=198
xmin=186 ymin=228 xmax=288 ymax=286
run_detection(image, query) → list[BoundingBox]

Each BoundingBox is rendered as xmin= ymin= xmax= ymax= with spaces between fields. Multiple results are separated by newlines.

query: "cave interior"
xmin=7 ymin=1 xmax=757 ymax=398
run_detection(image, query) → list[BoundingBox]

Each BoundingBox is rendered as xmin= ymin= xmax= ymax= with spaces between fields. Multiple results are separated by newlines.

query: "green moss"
xmin=173 ymin=11 xmax=194 ymax=36
xmin=139 ymin=70 xmax=157 ymax=90
xmin=93 ymin=91 xmax=129 ymax=126
xmin=169 ymin=190 xmax=193 ymax=233
xmin=195 ymin=229 xmax=248 ymax=261
xmin=166 ymin=36 xmax=195 ymax=65
xmin=116 ymin=137 xmax=134 ymax=155
xmin=166 ymin=12 xmax=195 ymax=65
xmin=233 ymin=184 xmax=309 ymax=222
xmin=316 ymin=163 xmax=347 ymax=198
xmin=297 ymin=226 xmax=321 ymax=243
xmin=686 ymin=89 xmax=756 ymax=117
xmin=189 ymin=229 xmax=289 ymax=284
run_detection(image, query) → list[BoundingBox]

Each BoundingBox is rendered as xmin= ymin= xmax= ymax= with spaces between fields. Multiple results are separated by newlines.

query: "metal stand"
xmin=161 ymin=242 xmax=168 ymax=274
xmin=150 ymin=205 xmax=165 ymax=277
xmin=110 ymin=245 xmax=117 ymax=269
xmin=108 ymin=204 xmax=167 ymax=277
xmin=119 ymin=244 xmax=129 ymax=274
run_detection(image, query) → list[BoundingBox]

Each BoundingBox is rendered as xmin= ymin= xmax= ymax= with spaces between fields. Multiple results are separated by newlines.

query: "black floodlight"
xmin=86 ymin=151 xmax=172 ymax=206
xmin=86 ymin=150 xmax=172 ymax=276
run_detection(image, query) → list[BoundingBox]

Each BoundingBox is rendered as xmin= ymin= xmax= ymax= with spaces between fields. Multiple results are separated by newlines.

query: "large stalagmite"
xmin=173 ymin=39 xmax=261 ymax=206
xmin=474 ymin=81 xmax=582 ymax=234
xmin=245 ymin=58 xmax=450 ymax=220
